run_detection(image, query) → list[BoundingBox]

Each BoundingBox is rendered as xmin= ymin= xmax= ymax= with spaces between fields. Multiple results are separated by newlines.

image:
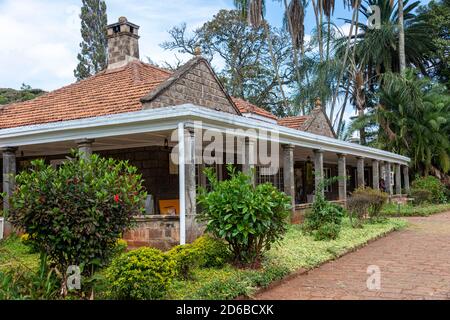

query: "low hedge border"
xmin=381 ymin=203 xmax=450 ymax=217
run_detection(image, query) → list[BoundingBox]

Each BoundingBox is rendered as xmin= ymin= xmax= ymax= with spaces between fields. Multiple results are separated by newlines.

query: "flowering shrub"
xmin=9 ymin=152 xmax=146 ymax=296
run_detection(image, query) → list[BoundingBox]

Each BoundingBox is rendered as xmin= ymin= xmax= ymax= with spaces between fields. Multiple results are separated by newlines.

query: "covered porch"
xmin=1 ymin=104 xmax=411 ymax=247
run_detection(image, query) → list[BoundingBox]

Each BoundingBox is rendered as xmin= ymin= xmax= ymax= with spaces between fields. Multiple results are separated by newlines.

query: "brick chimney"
xmin=107 ymin=17 xmax=140 ymax=69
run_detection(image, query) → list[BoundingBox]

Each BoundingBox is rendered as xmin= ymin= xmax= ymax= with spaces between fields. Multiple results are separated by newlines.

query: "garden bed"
xmin=167 ymin=218 xmax=407 ymax=300
xmin=381 ymin=203 xmax=450 ymax=217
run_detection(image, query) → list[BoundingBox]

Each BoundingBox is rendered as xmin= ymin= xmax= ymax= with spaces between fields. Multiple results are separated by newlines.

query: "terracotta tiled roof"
xmin=231 ymin=97 xmax=277 ymax=120
xmin=0 ymin=61 xmax=172 ymax=129
xmin=277 ymin=115 xmax=311 ymax=130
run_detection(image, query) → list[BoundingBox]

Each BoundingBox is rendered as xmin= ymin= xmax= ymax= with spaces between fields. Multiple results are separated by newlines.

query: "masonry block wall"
xmin=143 ymin=60 xmax=238 ymax=114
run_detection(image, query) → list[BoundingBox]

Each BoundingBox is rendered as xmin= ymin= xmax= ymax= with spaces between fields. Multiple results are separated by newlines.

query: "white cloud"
xmin=0 ymin=0 xmax=232 ymax=91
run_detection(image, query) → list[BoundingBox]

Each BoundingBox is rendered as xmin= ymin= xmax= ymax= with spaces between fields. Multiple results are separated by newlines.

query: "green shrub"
xmin=167 ymin=244 xmax=201 ymax=280
xmin=314 ymin=222 xmax=341 ymax=241
xmin=197 ymin=165 xmax=291 ymax=268
xmin=351 ymin=187 xmax=388 ymax=219
xmin=410 ymin=188 xmax=433 ymax=204
xmin=191 ymin=235 xmax=230 ymax=268
xmin=303 ymin=189 xmax=345 ymax=237
xmin=411 ymin=176 xmax=447 ymax=203
xmin=106 ymin=247 xmax=176 ymax=300
xmin=9 ymin=152 xmax=147 ymax=296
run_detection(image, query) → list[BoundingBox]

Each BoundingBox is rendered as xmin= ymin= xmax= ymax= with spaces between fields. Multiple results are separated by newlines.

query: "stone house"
xmin=0 ymin=17 xmax=410 ymax=248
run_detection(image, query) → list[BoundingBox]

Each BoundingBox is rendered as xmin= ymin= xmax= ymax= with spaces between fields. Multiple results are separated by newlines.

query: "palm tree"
xmin=397 ymin=0 xmax=406 ymax=72
xmin=377 ymin=70 xmax=450 ymax=175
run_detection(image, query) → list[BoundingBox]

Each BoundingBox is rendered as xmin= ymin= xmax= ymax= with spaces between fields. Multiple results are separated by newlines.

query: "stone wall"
xmin=143 ymin=59 xmax=238 ymax=114
xmin=124 ymin=215 xmax=180 ymax=251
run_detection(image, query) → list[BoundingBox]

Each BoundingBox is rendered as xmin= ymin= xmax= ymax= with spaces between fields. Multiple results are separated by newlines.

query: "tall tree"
xmin=74 ymin=0 xmax=108 ymax=81
xmin=161 ymin=10 xmax=293 ymax=115
xmin=398 ymin=0 xmax=406 ymax=72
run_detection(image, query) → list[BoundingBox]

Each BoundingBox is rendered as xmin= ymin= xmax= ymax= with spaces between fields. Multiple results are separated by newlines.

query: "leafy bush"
xmin=191 ymin=235 xmax=230 ymax=268
xmin=106 ymin=247 xmax=176 ymax=300
xmin=410 ymin=188 xmax=433 ymax=204
xmin=411 ymin=176 xmax=447 ymax=203
xmin=9 ymin=153 xmax=147 ymax=296
xmin=167 ymin=244 xmax=200 ymax=280
xmin=303 ymin=188 xmax=345 ymax=240
xmin=314 ymin=222 xmax=341 ymax=241
xmin=197 ymin=165 xmax=291 ymax=268
xmin=351 ymin=187 xmax=388 ymax=220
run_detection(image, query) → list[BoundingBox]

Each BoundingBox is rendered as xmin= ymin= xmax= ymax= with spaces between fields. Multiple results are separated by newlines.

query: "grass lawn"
xmin=0 ymin=235 xmax=39 ymax=273
xmin=168 ymin=218 xmax=407 ymax=300
xmin=381 ymin=203 xmax=450 ymax=217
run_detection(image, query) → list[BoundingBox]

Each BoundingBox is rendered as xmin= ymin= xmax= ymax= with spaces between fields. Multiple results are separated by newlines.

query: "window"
xmin=324 ymin=167 xmax=332 ymax=192
xmin=256 ymin=166 xmax=284 ymax=192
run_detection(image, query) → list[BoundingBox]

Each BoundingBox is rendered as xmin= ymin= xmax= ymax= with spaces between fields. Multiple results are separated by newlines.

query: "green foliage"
xmin=377 ymin=70 xmax=450 ymax=176
xmin=382 ymin=203 xmax=450 ymax=217
xmin=0 ymin=87 xmax=46 ymax=105
xmin=314 ymin=222 xmax=341 ymax=241
xmin=167 ymin=244 xmax=201 ymax=280
xmin=410 ymin=188 xmax=433 ymax=204
xmin=106 ymin=247 xmax=176 ymax=300
xmin=191 ymin=235 xmax=230 ymax=268
xmin=74 ymin=0 xmax=108 ymax=80
xmin=9 ymin=152 xmax=146 ymax=293
xmin=411 ymin=175 xmax=447 ymax=203
xmin=303 ymin=178 xmax=345 ymax=240
xmin=197 ymin=165 xmax=291 ymax=267
xmin=0 ymin=254 xmax=59 ymax=300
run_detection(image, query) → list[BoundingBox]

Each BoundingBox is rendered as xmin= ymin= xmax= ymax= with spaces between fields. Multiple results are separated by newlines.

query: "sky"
xmin=0 ymin=0 xmax=431 ymax=92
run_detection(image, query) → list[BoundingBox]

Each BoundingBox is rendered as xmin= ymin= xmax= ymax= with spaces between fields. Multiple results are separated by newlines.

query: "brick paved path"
xmin=256 ymin=212 xmax=450 ymax=300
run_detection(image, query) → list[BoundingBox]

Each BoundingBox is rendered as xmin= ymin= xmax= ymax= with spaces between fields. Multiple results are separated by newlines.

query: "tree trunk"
xmin=311 ymin=0 xmax=323 ymax=62
xmin=330 ymin=1 xmax=360 ymax=125
xmin=283 ymin=0 xmax=305 ymax=115
xmin=263 ymin=22 xmax=289 ymax=110
xmin=398 ymin=0 xmax=406 ymax=73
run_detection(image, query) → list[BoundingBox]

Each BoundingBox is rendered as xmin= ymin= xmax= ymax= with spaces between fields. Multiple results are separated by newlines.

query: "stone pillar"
xmin=356 ymin=157 xmax=365 ymax=188
xmin=395 ymin=163 xmax=402 ymax=195
xmin=372 ymin=160 xmax=380 ymax=190
xmin=385 ymin=162 xmax=392 ymax=195
xmin=337 ymin=153 xmax=347 ymax=201
xmin=282 ymin=144 xmax=295 ymax=214
xmin=184 ymin=127 xmax=199 ymax=243
xmin=403 ymin=165 xmax=410 ymax=194
xmin=76 ymin=139 xmax=95 ymax=160
xmin=242 ymin=137 xmax=256 ymax=186
xmin=313 ymin=149 xmax=324 ymax=196
xmin=2 ymin=147 xmax=17 ymax=217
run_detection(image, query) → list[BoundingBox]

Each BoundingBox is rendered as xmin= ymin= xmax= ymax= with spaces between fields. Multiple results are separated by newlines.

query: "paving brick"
xmin=256 ymin=211 xmax=450 ymax=300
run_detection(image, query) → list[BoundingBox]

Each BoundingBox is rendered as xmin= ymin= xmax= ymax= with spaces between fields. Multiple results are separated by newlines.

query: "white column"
xmin=385 ymin=162 xmax=393 ymax=195
xmin=76 ymin=138 xmax=95 ymax=160
xmin=395 ymin=163 xmax=402 ymax=195
xmin=242 ymin=137 xmax=256 ymax=185
xmin=178 ymin=123 xmax=186 ymax=245
xmin=403 ymin=165 xmax=410 ymax=194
